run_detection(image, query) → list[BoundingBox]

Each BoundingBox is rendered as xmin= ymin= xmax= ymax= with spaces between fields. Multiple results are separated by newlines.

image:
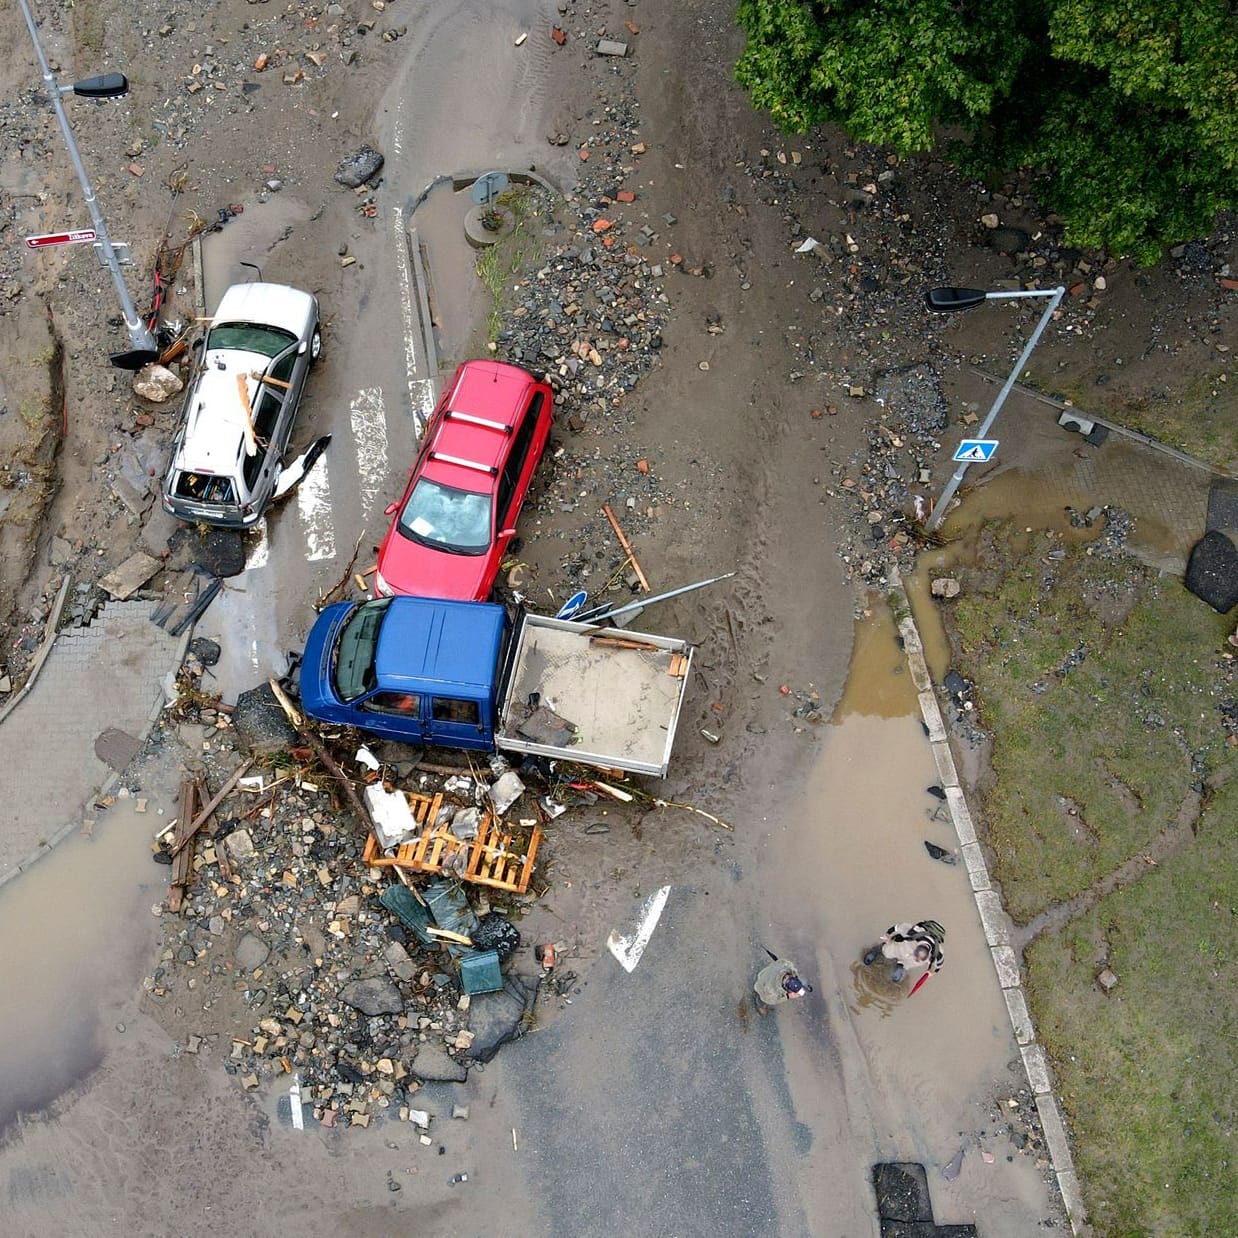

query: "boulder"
xmin=132 ymin=363 xmax=184 ymax=403
xmin=1185 ymin=530 xmax=1238 ymax=613
xmin=409 ymin=1043 xmax=468 ymax=1083
xmin=334 ymin=145 xmax=384 ymax=188
xmin=462 ymin=972 xmax=538 ymax=1063
xmin=340 ymin=977 xmax=404 ymax=1017
xmin=235 ymin=932 xmax=270 ymax=972
xmin=232 ymin=683 xmax=299 ymax=755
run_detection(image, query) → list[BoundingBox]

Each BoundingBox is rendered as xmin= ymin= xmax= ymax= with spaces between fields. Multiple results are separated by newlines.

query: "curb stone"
xmin=889 ymin=569 xmax=1087 ymax=1235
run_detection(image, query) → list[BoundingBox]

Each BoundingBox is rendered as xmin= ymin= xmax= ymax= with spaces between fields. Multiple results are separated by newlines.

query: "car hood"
xmin=212 ymin=281 xmax=317 ymax=338
xmin=299 ymin=601 xmax=353 ymax=716
xmin=377 ymin=524 xmax=490 ymax=602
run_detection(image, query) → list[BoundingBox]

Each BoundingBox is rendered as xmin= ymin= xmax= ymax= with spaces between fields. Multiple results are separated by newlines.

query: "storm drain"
xmin=872 ymin=1162 xmax=978 ymax=1237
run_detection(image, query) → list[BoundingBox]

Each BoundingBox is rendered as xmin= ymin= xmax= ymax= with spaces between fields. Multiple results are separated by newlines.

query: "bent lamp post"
xmin=18 ymin=0 xmax=159 ymax=370
xmin=923 ymin=284 xmax=1066 ymax=532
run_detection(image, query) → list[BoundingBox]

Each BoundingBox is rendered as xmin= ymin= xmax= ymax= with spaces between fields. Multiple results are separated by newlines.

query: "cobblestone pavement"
xmin=0 ymin=600 xmax=184 ymax=884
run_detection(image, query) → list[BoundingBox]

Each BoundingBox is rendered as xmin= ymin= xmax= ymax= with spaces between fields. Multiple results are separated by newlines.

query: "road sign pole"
xmin=926 ymin=285 xmax=1065 ymax=532
xmin=17 ymin=0 xmax=158 ymax=369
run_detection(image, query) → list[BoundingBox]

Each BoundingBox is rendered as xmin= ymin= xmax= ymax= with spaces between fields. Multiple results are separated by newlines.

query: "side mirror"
xmin=923 ymin=287 xmax=988 ymax=313
xmin=384 ymin=502 xmax=399 ymax=516
xmin=499 ymin=527 xmax=518 ymax=540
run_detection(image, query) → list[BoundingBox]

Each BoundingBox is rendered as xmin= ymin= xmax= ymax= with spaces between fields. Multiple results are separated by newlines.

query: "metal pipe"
xmin=17 ymin=0 xmax=158 ymax=368
xmin=925 ymin=286 xmax=1066 ymax=532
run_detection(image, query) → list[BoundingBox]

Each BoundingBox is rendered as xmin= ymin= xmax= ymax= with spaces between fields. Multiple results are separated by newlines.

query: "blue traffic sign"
xmin=953 ymin=438 xmax=999 ymax=463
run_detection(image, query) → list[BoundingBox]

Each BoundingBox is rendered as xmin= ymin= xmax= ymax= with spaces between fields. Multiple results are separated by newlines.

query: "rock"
xmin=930 ymin=577 xmax=961 ymax=599
xmin=132 ymin=363 xmax=184 ymax=403
xmin=188 ymin=637 xmax=221 ymax=666
xmin=224 ymin=827 xmax=256 ymax=863
xmin=232 ymin=683 xmax=300 ymax=754
xmin=409 ymin=1043 xmax=468 ymax=1083
xmin=1097 ymin=968 xmax=1119 ymax=993
xmin=1185 ymin=530 xmax=1238 ymax=613
xmin=987 ymin=226 xmax=1031 ymax=254
xmin=236 ymin=932 xmax=270 ymax=972
xmin=462 ymin=972 xmax=539 ymax=1063
xmin=334 ymin=145 xmax=384 ymax=188
xmin=340 ymin=977 xmax=404 ymax=1017
xmin=383 ymin=940 xmax=417 ymax=983
xmin=471 ymin=914 xmax=521 ymax=961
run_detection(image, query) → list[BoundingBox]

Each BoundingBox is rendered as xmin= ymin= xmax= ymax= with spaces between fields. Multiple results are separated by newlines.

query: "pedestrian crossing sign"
xmin=953 ymin=438 xmax=998 ymax=463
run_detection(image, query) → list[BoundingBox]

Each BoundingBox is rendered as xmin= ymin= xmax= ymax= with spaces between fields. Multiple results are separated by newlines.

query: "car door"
xmin=356 ymin=690 xmax=426 ymax=743
xmin=425 ymin=694 xmax=490 ymax=751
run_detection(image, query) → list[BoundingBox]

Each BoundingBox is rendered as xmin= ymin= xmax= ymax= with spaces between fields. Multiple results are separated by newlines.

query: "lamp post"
xmin=18 ymin=0 xmax=159 ymax=370
xmin=923 ymin=284 xmax=1066 ymax=532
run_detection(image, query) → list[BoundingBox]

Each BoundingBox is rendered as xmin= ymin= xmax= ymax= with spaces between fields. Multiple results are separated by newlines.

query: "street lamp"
xmin=923 ymin=284 xmax=1066 ymax=532
xmin=18 ymin=0 xmax=159 ymax=370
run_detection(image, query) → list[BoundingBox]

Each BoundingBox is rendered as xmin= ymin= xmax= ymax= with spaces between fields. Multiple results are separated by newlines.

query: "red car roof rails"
xmin=443 ymin=409 xmax=512 ymax=435
xmin=428 ymin=450 xmax=498 ymax=476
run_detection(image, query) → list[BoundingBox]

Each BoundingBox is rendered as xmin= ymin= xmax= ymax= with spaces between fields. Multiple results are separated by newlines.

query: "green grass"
xmin=951 ymin=531 xmax=1234 ymax=921
xmin=1025 ymin=786 xmax=1238 ymax=1236
xmin=473 ymin=188 xmax=538 ymax=345
xmin=949 ymin=526 xmax=1238 ymax=1232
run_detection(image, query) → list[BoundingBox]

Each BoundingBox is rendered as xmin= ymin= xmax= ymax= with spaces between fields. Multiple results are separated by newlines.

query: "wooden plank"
xmin=601 ymin=503 xmax=650 ymax=591
xmin=167 ymin=777 xmax=197 ymax=912
xmin=170 ymin=759 xmax=253 ymax=856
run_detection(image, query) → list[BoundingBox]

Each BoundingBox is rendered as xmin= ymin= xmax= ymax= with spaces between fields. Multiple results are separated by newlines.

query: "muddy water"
xmin=409 ymin=181 xmax=493 ymax=365
xmin=0 ymin=780 xmax=167 ymax=1132
xmin=772 ymin=601 xmax=1057 ymax=1226
xmin=198 ymin=194 xmax=316 ymax=311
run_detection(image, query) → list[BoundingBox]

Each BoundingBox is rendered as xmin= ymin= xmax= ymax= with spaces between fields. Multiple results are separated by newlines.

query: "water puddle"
xmin=410 ymin=183 xmax=493 ymax=364
xmin=767 ymin=598 xmax=1055 ymax=1222
xmin=0 ymin=763 xmax=170 ymax=1133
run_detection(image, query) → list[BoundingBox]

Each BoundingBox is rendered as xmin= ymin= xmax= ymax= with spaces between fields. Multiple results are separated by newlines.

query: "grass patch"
xmin=473 ymin=188 xmax=538 ymax=345
xmin=1026 ymin=786 xmax=1238 ymax=1235
xmin=948 ymin=524 xmax=1238 ymax=1231
xmin=950 ymin=527 xmax=1234 ymax=922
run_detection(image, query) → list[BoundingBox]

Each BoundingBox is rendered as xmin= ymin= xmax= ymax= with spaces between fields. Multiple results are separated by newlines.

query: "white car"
xmin=162 ymin=282 xmax=321 ymax=527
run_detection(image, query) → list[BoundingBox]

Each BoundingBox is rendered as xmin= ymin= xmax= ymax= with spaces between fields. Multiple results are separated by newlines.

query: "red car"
xmin=375 ymin=360 xmax=554 ymax=601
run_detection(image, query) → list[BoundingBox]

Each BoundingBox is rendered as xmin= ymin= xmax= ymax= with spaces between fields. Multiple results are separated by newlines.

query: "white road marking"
xmin=245 ymin=519 xmax=269 ymax=570
xmin=392 ymin=204 xmax=424 ymax=435
xmin=295 ymin=454 xmax=336 ymax=561
xmin=290 ymin=1073 xmax=304 ymax=1130
xmin=349 ymin=387 xmax=389 ymax=518
xmin=607 ymin=885 xmax=672 ymax=973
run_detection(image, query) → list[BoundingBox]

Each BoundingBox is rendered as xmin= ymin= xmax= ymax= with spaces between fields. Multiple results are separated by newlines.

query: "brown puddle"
xmin=769 ymin=598 xmax=1056 ymax=1223
xmin=0 ymin=781 xmax=167 ymax=1132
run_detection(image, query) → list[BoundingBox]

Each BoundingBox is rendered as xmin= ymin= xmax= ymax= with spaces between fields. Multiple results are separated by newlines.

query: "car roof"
xmin=212 ymin=281 xmax=316 ymax=337
xmin=374 ymin=596 xmax=507 ymax=694
xmin=420 ymin=361 xmax=537 ymax=492
xmin=175 ymin=362 xmax=266 ymax=477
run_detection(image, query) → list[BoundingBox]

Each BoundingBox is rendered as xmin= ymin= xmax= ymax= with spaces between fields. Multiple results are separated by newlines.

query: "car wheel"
xmin=310 ymin=327 xmax=322 ymax=363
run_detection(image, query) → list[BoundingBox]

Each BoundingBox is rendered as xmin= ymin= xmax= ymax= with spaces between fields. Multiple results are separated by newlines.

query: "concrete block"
xmin=919 ymin=692 xmax=946 ymax=740
xmin=944 ymin=786 xmax=976 ymax=844
xmin=1021 ymin=1042 xmax=1052 ymax=1094
xmin=991 ymin=944 xmax=1021 ymax=988
xmin=1002 ymin=986 xmax=1035 ymax=1044
xmin=975 ymin=891 xmax=1010 ymax=945
xmin=962 ymin=842 xmax=991 ymax=890
xmin=931 ymin=738 xmax=959 ymax=788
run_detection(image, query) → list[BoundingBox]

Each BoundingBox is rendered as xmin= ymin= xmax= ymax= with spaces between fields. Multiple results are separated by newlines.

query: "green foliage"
xmin=736 ymin=0 xmax=1238 ymax=261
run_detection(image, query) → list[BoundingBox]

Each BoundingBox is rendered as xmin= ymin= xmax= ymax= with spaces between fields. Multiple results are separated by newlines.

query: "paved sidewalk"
xmin=0 ymin=599 xmax=185 ymax=885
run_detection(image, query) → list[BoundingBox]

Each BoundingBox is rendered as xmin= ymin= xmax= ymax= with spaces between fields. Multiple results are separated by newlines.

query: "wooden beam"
xmin=601 ymin=503 xmax=650 ymax=592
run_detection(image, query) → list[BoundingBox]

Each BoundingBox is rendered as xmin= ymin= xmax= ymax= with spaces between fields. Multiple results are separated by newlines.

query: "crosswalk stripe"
xmin=296 ymin=454 xmax=336 ymax=562
xmin=349 ymin=387 xmax=389 ymax=520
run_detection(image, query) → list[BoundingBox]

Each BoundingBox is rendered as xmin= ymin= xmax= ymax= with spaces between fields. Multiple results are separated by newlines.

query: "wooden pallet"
xmin=465 ymin=816 xmax=542 ymax=895
xmin=362 ymin=796 xmax=541 ymax=895
xmin=361 ymin=792 xmax=444 ymax=867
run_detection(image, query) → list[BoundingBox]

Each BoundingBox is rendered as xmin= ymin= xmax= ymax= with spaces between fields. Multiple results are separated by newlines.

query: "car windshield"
xmin=398 ymin=477 xmax=491 ymax=555
xmin=333 ymin=598 xmax=391 ymax=701
xmin=207 ymin=322 xmax=296 ymax=359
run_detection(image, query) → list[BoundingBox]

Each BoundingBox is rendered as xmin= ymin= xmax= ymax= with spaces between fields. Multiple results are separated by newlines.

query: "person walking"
xmin=863 ymin=920 xmax=945 ymax=989
xmin=753 ymin=953 xmax=811 ymax=1015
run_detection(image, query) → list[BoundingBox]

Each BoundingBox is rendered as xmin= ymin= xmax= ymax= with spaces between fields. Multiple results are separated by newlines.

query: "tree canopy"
xmin=735 ymin=0 xmax=1238 ymax=263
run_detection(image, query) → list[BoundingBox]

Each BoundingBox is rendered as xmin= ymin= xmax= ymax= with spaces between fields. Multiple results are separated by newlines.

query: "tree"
xmin=735 ymin=0 xmax=1238 ymax=263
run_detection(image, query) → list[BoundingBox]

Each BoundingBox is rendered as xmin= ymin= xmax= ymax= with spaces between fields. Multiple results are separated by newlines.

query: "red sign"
xmin=25 ymin=229 xmax=97 ymax=249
